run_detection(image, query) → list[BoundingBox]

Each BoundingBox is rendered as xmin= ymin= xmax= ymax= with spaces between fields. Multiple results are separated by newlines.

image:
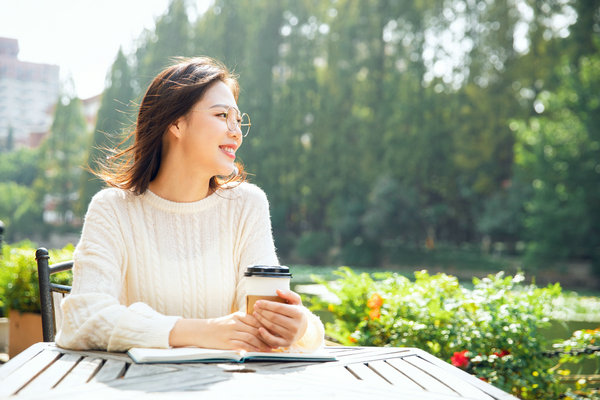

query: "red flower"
xmin=451 ymin=350 xmax=470 ymax=368
xmin=493 ymin=349 xmax=510 ymax=358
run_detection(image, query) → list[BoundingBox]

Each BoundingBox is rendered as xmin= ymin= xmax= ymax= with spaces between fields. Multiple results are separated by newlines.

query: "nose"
xmin=228 ymin=125 xmax=242 ymax=141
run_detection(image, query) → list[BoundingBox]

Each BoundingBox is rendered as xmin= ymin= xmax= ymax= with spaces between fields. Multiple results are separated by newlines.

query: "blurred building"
xmin=0 ymin=37 xmax=60 ymax=148
xmin=82 ymin=93 xmax=101 ymax=132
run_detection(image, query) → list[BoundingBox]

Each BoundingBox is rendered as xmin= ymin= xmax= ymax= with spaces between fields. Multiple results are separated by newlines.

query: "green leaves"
xmin=38 ymin=96 xmax=88 ymax=226
xmin=0 ymin=243 xmax=74 ymax=316
xmin=514 ymin=50 xmax=600 ymax=271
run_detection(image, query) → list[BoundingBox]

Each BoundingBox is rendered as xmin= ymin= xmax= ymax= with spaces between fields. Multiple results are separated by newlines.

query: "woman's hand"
xmin=169 ymin=312 xmax=273 ymax=352
xmin=252 ymin=289 xmax=308 ymax=349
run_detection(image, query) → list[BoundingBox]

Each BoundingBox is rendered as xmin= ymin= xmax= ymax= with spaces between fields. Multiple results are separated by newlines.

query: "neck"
xmin=148 ymin=158 xmax=213 ymax=203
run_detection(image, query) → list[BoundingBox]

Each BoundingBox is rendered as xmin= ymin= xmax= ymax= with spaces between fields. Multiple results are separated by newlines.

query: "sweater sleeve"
xmin=56 ymin=191 xmax=180 ymax=352
xmin=233 ymin=184 xmax=325 ymax=352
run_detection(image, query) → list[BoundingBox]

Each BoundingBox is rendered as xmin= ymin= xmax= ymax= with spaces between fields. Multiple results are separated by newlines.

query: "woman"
xmin=57 ymin=57 xmax=324 ymax=352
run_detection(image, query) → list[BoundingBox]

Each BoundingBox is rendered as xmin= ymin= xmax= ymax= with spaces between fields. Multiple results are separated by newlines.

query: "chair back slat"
xmin=35 ymin=247 xmax=73 ymax=342
xmin=49 ymin=262 xmax=73 ymax=274
xmin=49 ymin=283 xmax=72 ymax=294
xmin=51 ymin=292 xmax=67 ymax=336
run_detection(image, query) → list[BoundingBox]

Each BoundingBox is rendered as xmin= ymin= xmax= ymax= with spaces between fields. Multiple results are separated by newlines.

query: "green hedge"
xmin=0 ymin=242 xmax=74 ymax=316
xmin=307 ymin=268 xmax=589 ymax=399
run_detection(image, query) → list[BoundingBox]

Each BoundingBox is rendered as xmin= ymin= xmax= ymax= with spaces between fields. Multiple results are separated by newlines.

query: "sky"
xmin=0 ymin=0 xmax=212 ymax=99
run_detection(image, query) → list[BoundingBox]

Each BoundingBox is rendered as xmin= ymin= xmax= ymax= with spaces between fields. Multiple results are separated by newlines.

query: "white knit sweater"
xmin=56 ymin=182 xmax=324 ymax=352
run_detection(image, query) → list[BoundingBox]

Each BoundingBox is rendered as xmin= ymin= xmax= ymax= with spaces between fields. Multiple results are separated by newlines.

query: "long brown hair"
xmin=96 ymin=56 xmax=246 ymax=195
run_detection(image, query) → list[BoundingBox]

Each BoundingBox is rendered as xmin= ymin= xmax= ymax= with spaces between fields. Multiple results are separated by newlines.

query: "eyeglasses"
xmin=192 ymin=106 xmax=251 ymax=137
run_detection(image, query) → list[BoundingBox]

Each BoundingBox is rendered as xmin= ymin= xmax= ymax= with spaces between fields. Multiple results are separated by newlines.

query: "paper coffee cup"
xmin=244 ymin=265 xmax=292 ymax=314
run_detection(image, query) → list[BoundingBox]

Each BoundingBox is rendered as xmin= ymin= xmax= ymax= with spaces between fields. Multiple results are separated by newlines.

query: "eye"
xmin=216 ymin=112 xmax=228 ymax=118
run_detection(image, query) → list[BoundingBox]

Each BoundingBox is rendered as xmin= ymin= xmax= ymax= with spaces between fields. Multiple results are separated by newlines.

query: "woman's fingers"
xmin=237 ymin=312 xmax=263 ymax=329
xmin=254 ymin=300 xmax=303 ymax=320
xmin=233 ymin=313 xmax=273 ymax=351
xmin=213 ymin=312 xmax=270 ymax=352
xmin=231 ymin=292 xmax=309 ymax=350
xmin=233 ymin=331 xmax=272 ymax=352
xmin=275 ymin=289 xmax=302 ymax=305
xmin=253 ymin=308 xmax=291 ymax=338
xmin=257 ymin=327 xmax=288 ymax=348
xmin=253 ymin=301 xmax=309 ymax=347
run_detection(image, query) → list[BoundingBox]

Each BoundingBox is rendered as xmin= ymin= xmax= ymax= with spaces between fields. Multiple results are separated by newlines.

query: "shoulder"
xmin=234 ymin=182 xmax=269 ymax=203
xmin=87 ymin=187 xmax=135 ymax=214
xmin=221 ymin=182 xmax=269 ymax=206
xmin=217 ymin=182 xmax=271 ymax=220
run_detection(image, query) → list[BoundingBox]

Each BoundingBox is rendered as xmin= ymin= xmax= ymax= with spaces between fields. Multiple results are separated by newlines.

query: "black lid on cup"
xmin=244 ymin=265 xmax=292 ymax=278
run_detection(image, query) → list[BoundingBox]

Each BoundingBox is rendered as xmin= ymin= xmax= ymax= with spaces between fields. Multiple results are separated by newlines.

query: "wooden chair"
xmin=35 ymin=248 xmax=73 ymax=342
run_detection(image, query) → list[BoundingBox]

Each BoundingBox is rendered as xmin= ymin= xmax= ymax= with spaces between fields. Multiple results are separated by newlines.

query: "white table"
xmin=0 ymin=343 xmax=518 ymax=399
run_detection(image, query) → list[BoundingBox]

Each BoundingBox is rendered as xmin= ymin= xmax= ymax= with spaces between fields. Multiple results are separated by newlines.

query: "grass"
xmin=385 ymin=243 xmax=518 ymax=271
xmin=290 ymin=265 xmax=389 ymax=284
xmin=291 ymin=244 xmax=524 ymax=284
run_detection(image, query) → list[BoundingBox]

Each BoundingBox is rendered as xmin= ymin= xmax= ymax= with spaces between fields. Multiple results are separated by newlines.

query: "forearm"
xmin=168 ymin=318 xmax=211 ymax=348
xmin=58 ymin=296 xmax=179 ymax=351
xmin=168 ymin=313 xmax=272 ymax=352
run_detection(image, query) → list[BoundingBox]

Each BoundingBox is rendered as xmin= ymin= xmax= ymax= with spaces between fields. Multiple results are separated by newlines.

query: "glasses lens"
xmin=226 ymin=108 xmax=239 ymax=132
xmin=240 ymin=113 xmax=251 ymax=137
xmin=225 ymin=108 xmax=250 ymax=137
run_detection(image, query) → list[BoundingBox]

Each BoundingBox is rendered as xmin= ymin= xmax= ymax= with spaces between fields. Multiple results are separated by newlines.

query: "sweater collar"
xmin=142 ymin=188 xmax=224 ymax=213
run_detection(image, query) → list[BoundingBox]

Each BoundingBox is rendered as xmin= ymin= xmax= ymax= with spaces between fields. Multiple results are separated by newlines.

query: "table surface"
xmin=0 ymin=343 xmax=518 ymax=400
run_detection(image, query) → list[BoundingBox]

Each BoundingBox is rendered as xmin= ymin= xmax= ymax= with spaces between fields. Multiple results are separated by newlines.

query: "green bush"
xmin=551 ymin=328 xmax=600 ymax=399
xmin=308 ymin=268 xmax=565 ymax=399
xmin=0 ymin=242 xmax=74 ymax=316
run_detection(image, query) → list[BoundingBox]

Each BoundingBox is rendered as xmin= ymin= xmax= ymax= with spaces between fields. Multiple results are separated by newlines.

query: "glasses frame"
xmin=191 ymin=106 xmax=251 ymax=137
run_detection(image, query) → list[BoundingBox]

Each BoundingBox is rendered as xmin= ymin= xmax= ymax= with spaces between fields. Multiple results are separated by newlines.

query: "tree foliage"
xmin=514 ymin=45 xmax=600 ymax=270
xmin=36 ymin=95 xmax=88 ymax=227
xmin=78 ymin=49 xmax=136 ymax=213
xmin=1 ymin=0 xmax=598 ymax=277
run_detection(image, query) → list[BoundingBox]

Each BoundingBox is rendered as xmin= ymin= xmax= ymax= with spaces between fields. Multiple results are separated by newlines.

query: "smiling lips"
xmin=219 ymin=145 xmax=237 ymax=159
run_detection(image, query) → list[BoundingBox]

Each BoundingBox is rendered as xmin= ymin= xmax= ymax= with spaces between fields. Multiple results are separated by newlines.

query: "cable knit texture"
xmin=56 ymin=182 xmax=324 ymax=352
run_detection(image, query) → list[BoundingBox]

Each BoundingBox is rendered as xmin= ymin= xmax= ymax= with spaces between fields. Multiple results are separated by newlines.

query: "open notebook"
xmin=127 ymin=347 xmax=337 ymax=364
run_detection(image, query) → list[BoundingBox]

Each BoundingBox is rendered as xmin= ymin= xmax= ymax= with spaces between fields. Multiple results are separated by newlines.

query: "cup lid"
xmin=244 ymin=265 xmax=292 ymax=278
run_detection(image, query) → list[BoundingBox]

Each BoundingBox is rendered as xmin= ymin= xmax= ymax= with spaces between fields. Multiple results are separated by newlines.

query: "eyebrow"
xmin=209 ymin=104 xmax=240 ymax=114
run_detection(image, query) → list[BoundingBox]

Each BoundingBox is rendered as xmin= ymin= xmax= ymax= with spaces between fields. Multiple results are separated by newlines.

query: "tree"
xmin=79 ymin=49 xmax=135 ymax=213
xmin=515 ymin=48 xmax=600 ymax=273
xmin=32 ymin=0 xmax=592 ymax=270
xmin=0 ymin=182 xmax=42 ymax=242
xmin=134 ymin=0 xmax=193 ymax=92
xmin=0 ymin=147 xmax=40 ymax=186
xmin=37 ymin=95 xmax=88 ymax=227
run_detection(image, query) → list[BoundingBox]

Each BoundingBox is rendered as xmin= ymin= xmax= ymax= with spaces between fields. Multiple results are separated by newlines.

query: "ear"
xmin=167 ymin=120 xmax=183 ymax=139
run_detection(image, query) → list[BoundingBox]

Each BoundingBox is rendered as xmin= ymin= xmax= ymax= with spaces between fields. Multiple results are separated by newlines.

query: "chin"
xmin=217 ymin=165 xmax=236 ymax=177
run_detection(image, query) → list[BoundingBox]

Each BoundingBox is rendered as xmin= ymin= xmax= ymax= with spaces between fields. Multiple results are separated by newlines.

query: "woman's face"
xmin=174 ymin=81 xmax=243 ymax=178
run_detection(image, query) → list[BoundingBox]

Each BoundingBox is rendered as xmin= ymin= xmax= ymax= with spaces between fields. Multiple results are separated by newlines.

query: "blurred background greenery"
xmin=0 ymin=0 xmax=599 ymax=289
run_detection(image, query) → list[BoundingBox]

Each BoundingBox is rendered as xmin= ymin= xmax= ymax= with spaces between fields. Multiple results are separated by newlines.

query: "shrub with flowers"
xmin=551 ymin=328 xmax=600 ymax=399
xmin=308 ymin=267 xmax=565 ymax=399
xmin=553 ymin=327 xmax=600 ymax=364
